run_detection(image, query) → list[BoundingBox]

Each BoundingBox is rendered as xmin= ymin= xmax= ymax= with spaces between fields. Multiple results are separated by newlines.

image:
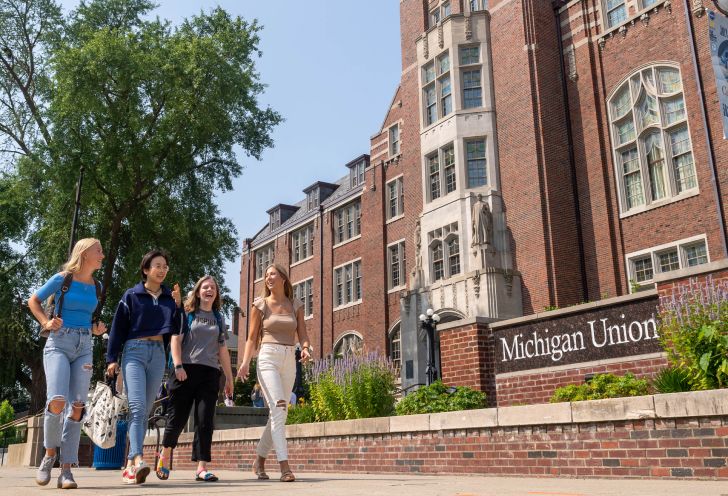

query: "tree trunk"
xmin=100 ymin=211 xmax=127 ymax=311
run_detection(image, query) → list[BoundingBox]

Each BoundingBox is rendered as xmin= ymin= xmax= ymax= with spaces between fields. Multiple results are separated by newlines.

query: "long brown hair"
xmin=184 ymin=275 xmax=222 ymax=313
xmin=260 ymin=263 xmax=294 ymax=301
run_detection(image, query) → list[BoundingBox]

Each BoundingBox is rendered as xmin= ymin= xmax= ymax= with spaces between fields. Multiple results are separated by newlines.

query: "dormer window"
xmin=350 ymin=160 xmax=365 ymax=188
xmin=270 ymin=209 xmax=281 ymax=230
xmin=307 ymin=188 xmax=319 ymax=210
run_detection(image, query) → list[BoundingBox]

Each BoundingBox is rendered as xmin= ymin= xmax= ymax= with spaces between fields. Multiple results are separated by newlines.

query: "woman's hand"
xmin=172 ymin=283 xmax=182 ymax=308
xmin=174 ymin=366 xmax=187 ymax=381
xmin=92 ymin=322 xmax=107 ymax=336
xmin=44 ymin=316 xmax=63 ymax=332
xmin=106 ymin=362 xmax=119 ymax=377
xmin=300 ymin=347 xmax=312 ymax=363
xmin=236 ymin=363 xmax=249 ymax=382
xmin=224 ymin=376 xmax=234 ymax=397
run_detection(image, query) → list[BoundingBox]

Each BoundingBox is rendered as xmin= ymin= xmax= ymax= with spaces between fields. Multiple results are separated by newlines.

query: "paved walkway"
xmin=1 ymin=467 xmax=727 ymax=496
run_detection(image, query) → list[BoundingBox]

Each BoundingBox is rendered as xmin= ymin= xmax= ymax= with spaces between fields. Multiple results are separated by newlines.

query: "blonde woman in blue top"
xmin=28 ymin=238 xmax=107 ymax=489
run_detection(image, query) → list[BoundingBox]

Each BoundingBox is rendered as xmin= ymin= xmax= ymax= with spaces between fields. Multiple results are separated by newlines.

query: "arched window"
xmin=608 ymin=65 xmax=697 ymax=215
xmin=333 ymin=332 xmax=363 ymax=358
xmin=388 ymin=323 xmax=402 ymax=372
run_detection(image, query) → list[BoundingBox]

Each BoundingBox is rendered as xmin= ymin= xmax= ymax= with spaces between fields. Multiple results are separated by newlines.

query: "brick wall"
xmin=438 ymin=321 xmax=496 ymax=406
xmin=496 ymin=355 xmax=668 ymax=407
xmin=144 ymin=391 xmax=728 ymax=479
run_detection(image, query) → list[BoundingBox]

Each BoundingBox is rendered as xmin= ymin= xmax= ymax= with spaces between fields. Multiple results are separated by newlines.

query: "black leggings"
xmin=162 ymin=364 xmax=220 ymax=462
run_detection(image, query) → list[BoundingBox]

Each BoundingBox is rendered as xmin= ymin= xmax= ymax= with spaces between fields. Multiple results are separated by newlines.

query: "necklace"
xmin=145 ymin=285 xmax=162 ymax=297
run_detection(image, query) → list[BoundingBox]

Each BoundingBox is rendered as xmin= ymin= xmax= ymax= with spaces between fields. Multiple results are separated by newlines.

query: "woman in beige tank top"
xmin=236 ymin=263 xmax=312 ymax=482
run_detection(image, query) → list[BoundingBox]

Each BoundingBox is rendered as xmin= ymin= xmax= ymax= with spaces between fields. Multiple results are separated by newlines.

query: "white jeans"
xmin=256 ymin=343 xmax=296 ymax=461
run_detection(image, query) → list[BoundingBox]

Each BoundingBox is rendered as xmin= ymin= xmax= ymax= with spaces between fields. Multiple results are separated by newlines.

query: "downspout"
xmin=682 ymin=0 xmax=728 ymax=257
xmin=554 ymin=5 xmax=589 ymax=301
xmin=318 ymin=204 xmax=325 ymax=359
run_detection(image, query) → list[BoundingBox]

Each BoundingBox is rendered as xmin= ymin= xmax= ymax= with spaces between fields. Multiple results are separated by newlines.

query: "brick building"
xmin=238 ymin=0 xmax=727 ymax=389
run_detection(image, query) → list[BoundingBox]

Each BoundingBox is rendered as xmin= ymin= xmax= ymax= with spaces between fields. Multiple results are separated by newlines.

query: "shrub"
xmin=394 ymin=381 xmax=486 ymax=415
xmin=307 ymin=352 xmax=397 ymax=421
xmin=550 ymin=373 xmax=649 ymax=403
xmin=652 ymin=367 xmax=693 ymax=394
xmin=658 ymin=276 xmax=728 ymax=390
xmin=0 ymin=400 xmax=17 ymax=448
xmin=286 ymin=399 xmax=316 ymax=425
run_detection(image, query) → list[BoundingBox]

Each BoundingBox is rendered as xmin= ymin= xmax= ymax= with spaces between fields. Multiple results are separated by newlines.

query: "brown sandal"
xmin=252 ymin=458 xmax=269 ymax=480
xmin=280 ymin=470 xmax=295 ymax=482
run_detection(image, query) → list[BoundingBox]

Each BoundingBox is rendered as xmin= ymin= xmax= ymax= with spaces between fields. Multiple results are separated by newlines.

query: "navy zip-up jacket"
xmin=106 ymin=282 xmax=183 ymax=363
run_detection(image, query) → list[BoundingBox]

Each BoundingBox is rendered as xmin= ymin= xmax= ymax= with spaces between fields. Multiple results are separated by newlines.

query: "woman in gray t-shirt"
xmin=157 ymin=275 xmax=234 ymax=482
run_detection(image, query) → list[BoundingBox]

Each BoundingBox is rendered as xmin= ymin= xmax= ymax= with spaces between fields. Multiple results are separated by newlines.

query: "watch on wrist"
xmin=175 ymin=364 xmax=183 ymax=370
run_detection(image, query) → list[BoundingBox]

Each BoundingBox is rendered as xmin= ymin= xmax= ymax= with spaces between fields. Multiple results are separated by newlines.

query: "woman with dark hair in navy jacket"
xmin=106 ymin=250 xmax=182 ymax=485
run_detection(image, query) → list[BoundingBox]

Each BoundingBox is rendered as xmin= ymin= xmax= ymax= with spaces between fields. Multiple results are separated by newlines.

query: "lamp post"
xmin=67 ymin=162 xmax=85 ymax=258
xmin=419 ymin=308 xmax=441 ymax=385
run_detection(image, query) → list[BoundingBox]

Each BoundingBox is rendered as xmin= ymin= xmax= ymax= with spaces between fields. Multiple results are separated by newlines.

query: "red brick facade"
xmin=238 ymin=1 xmax=727 ymax=367
xmin=146 ymin=415 xmax=728 ymax=479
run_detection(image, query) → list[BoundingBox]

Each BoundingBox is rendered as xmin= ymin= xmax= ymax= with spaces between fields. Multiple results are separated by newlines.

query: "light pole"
xmin=419 ymin=308 xmax=441 ymax=385
xmin=68 ymin=162 xmax=85 ymax=258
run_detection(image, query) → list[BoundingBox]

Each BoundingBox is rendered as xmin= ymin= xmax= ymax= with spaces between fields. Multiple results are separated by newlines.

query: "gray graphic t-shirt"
xmin=181 ymin=309 xmax=227 ymax=369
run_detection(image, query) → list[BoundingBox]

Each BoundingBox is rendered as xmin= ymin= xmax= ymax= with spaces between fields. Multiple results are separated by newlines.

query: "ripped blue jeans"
xmin=42 ymin=327 xmax=93 ymax=465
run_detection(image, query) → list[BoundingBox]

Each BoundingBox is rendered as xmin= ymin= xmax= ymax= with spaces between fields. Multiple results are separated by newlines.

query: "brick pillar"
xmin=655 ymin=260 xmax=728 ymax=301
xmin=438 ymin=320 xmax=497 ymax=407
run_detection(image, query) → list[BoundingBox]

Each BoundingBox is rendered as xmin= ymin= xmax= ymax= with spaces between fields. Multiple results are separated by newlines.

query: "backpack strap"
xmin=54 ymin=272 xmax=75 ymax=318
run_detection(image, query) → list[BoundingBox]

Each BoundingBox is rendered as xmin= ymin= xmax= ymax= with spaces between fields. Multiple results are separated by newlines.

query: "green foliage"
xmin=0 ymin=400 xmax=17 ymax=446
xmin=652 ymin=367 xmax=693 ymax=394
xmin=307 ymin=352 xmax=397 ymax=421
xmin=550 ymin=373 xmax=650 ymax=402
xmin=286 ymin=400 xmax=316 ymax=425
xmin=394 ymin=381 xmax=486 ymax=416
xmin=0 ymin=0 xmax=281 ymax=408
xmin=543 ymin=305 xmax=559 ymax=312
xmin=658 ymin=278 xmax=728 ymax=390
xmin=233 ymin=359 xmax=257 ymax=406
xmin=629 ymin=279 xmax=642 ymax=293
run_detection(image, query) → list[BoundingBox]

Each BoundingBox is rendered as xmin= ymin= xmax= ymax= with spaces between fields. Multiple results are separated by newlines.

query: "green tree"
xmin=0 ymin=0 xmax=281 ymax=411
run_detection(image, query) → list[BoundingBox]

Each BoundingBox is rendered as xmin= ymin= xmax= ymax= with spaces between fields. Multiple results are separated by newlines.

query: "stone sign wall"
xmin=492 ymin=293 xmax=661 ymax=375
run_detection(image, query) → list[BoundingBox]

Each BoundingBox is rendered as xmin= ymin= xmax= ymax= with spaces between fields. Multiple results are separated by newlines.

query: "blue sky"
xmin=58 ymin=0 xmax=402 ymax=305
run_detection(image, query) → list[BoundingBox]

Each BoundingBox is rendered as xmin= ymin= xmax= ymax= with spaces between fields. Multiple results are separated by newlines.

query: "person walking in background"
xmin=106 ymin=250 xmax=182 ymax=485
xmin=28 ymin=238 xmax=107 ymax=489
xmin=251 ymin=383 xmax=265 ymax=408
xmin=237 ymin=263 xmax=312 ymax=483
xmin=156 ymin=275 xmax=234 ymax=482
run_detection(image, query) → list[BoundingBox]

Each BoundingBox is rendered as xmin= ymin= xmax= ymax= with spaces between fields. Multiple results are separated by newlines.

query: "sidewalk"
xmin=1 ymin=467 xmax=727 ymax=496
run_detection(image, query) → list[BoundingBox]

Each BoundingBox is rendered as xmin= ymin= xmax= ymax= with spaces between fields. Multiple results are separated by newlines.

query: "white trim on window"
xmin=333 ymin=258 xmax=363 ymax=310
xmin=387 ymin=238 xmax=407 ymax=291
xmin=607 ymin=64 xmax=698 ymax=218
xmin=625 ymin=234 xmax=710 ymax=290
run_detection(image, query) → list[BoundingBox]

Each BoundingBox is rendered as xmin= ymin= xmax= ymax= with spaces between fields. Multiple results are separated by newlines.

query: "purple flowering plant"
xmin=658 ymin=275 xmax=728 ymax=390
xmin=304 ymin=351 xmax=397 ymax=421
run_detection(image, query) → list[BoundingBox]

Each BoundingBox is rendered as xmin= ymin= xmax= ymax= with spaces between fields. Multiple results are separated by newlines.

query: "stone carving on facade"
xmin=465 ymin=13 xmax=472 ymax=40
xmin=400 ymin=290 xmax=410 ymax=312
xmin=423 ymin=32 xmax=429 ymax=59
xmin=640 ymin=12 xmax=650 ymax=26
xmin=472 ymin=270 xmax=481 ymax=298
xmin=503 ymin=268 xmax=514 ymax=297
xmin=692 ymin=0 xmax=705 ymax=17
xmin=566 ymin=45 xmax=577 ymax=82
xmin=471 ymin=194 xmax=495 ymax=268
xmin=438 ymin=22 xmax=444 ymax=49
xmin=439 ymin=283 xmax=445 ymax=308
xmin=664 ymin=0 xmax=672 ymax=13
xmin=411 ymin=219 xmax=424 ymax=288
xmin=598 ymin=36 xmax=607 ymax=50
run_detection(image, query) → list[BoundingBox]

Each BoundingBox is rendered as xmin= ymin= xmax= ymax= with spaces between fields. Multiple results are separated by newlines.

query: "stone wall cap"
xmin=497 ymin=402 xmax=572 ymax=426
xmin=653 ymin=259 xmax=728 ymax=284
xmin=489 ymin=290 xmax=658 ymax=330
xmin=654 ymin=388 xmax=728 ymax=418
xmin=437 ymin=316 xmax=496 ymax=332
xmin=571 ymin=395 xmax=655 ymax=423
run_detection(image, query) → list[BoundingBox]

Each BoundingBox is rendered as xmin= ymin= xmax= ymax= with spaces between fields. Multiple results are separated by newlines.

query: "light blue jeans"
xmin=43 ymin=327 xmax=93 ymax=465
xmin=121 ymin=339 xmax=166 ymax=460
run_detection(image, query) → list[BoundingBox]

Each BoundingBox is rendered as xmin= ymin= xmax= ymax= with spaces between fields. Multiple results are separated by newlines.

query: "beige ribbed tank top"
xmin=252 ymin=297 xmax=303 ymax=346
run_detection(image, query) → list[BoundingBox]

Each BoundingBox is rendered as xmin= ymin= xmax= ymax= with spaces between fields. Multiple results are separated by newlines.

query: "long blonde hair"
xmin=62 ymin=238 xmax=100 ymax=273
xmin=184 ymin=275 xmax=222 ymax=313
xmin=260 ymin=263 xmax=294 ymax=300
